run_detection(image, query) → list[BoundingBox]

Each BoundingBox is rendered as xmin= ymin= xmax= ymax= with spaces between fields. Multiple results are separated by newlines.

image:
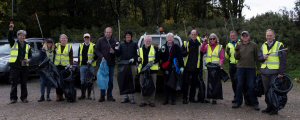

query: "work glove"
xmin=66 ymin=65 xmax=73 ymax=69
xmin=129 ymin=58 xmax=134 ymax=63
xmin=138 ymin=57 xmax=142 ymax=62
xmin=115 ymin=42 xmax=120 ymax=50
xmin=180 ymin=67 xmax=184 ymax=74
xmin=87 ymin=60 xmax=93 ymax=65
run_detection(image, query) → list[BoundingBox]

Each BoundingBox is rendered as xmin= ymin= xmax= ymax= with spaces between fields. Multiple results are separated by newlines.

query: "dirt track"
xmin=0 ymin=77 xmax=299 ymax=120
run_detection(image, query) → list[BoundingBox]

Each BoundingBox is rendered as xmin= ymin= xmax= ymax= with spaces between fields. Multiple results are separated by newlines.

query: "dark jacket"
xmin=234 ymin=41 xmax=258 ymax=69
xmin=8 ymin=31 xmax=32 ymax=68
xmin=258 ymin=40 xmax=287 ymax=74
xmin=182 ymin=39 xmax=201 ymax=71
xmin=95 ymin=37 xmax=118 ymax=66
xmin=116 ymin=41 xmax=138 ymax=64
xmin=160 ymin=42 xmax=184 ymax=71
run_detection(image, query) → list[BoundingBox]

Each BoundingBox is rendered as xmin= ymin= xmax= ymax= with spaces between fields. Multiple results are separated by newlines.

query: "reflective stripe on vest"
xmin=183 ymin=41 xmax=201 ymax=68
xmin=79 ymin=43 xmax=96 ymax=67
xmin=9 ymin=42 xmax=30 ymax=66
xmin=138 ymin=45 xmax=159 ymax=73
xmin=206 ymin=44 xmax=222 ymax=64
xmin=54 ymin=43 xmax=72 ymax=66
xmin=226 ymin=42 xmax=238 ymax=64
xmin=261 ymin=41 xmax=282 ymax=69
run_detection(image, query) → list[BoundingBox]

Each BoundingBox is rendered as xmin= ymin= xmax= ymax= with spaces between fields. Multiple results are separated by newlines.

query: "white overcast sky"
xmin=242 ymin=0 xmax=297 ymax=19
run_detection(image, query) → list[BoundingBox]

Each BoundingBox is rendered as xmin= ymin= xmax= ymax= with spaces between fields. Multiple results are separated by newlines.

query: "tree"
xmin=295 ymin=0 xmax=300 ymax=26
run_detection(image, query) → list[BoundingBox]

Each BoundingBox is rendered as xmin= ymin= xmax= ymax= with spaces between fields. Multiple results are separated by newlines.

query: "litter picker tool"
xmin=35 ymin=12 xmax=44 ymax=38
xmin=267 ymin=48 xmax=288 ymax=55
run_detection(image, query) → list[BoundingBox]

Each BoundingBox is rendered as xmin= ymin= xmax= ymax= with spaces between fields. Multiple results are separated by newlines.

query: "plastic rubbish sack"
xmin=97 ymin=59 xmax=109 ymax=90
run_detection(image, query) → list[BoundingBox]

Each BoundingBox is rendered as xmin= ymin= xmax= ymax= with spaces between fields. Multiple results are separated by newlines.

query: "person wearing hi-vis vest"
xmin=8 ymin=22 xmax=32 ymax=104
xmin=200 ymin=33 xmax=225 ymax=104
xmin=232 ymin=31 xmax=260 ymax=111
xmin=78 ymin=33 xmax=97 ymax=100
xmin=182 ymin=29 xmax=206 ymax=104
xmin=137 ymin=35 xmax=159 ymax=107
xmin=258 ymin=29 xmax=287 ymax=115
xmin=54 ymin=34 xmax=73 ymax=101
xmin=226 ymin=31 xmax=243 ymax=104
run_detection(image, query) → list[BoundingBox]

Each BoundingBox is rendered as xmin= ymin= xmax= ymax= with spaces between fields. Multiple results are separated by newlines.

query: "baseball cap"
xmin=241 ymin=31 xmax=249 ymax=36
xmin=83 ymin=33 xmax=90 ymax=38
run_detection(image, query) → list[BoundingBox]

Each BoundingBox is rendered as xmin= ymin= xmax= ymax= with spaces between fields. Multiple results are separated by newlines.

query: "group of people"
xmin=7 ymin=21 xmax=286 ymax=115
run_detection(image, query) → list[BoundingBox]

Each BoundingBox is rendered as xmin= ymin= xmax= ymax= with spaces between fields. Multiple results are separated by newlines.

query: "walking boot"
xmin=38 ymin=95 xmax=45 ymax=102
xmin=78 ymin=85 xmax=86 ymax=100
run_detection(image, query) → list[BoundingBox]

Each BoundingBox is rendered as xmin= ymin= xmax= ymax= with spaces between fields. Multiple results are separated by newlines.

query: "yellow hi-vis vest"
xmin=225 ymin=41 xmax=239 ymax=64
xmin=138 ymin=45 xmax=159 ymax=73
xmin=9 ymin=42 xmax=30 ymax=66
xmin=196 ymin=36 xmax=201 ymax=43
xmin=79 ymin=43 xmax=96 ymax=67
xmin=206 ymin=44 xmax=222 ymax=64
xmin=261 ymin=41 xmax=283 ymax=69
xmin=54 ymin=43 xmax=72 ymax=66
xmin=183 ymin=41 xmax=201 ymax=68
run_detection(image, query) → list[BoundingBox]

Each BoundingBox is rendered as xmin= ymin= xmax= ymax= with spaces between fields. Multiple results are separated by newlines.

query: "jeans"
xmin=236 ymin=68 xmax=259 ymax=106
xmin=39 ymin=72 xmax=51 ymax=98
xmin=101 ymin=65 xmax=115 ymax=97
xmin=80 ymin=65 xmax=95 ymax=85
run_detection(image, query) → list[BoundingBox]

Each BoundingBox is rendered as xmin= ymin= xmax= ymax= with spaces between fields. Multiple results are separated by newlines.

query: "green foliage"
xmin=242 ymin=12 xmax=300 ymax=52
xmin=286 ymin=53 xmax=300 ymax=79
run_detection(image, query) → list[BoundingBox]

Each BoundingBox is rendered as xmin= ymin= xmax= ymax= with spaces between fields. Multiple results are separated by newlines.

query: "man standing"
xmin=137 ymin=35 xmax=159 ymax=107
xmin=182 ymin=29 xmax=204 ymax=104
xmin=259 ymin=29 xmax=287 ymax=115
xmin=95 ymin=27 xmax=118 ymax=102
xmin=225 ymin=31 xmax=239 ymax=103
xmin=8 ymin=22 xmax=32 ymax=104
xmin=232 ymin=31 xmax=260 ymax=111
xmin=78 ymin=33 xmax=97 ymax=100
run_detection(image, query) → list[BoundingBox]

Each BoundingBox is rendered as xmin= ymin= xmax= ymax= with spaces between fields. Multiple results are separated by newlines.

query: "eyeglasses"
xmin=209 ymin=38 xmax=216 ymax=40
xmin=84 ymin=37 xmax=90 ymax=39
xmin=242 ymin=35 xmax=249 ymax=37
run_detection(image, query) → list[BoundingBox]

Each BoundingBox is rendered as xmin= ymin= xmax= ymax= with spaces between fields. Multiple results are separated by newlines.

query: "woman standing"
xmin=200 ymin=33 xmax=225 ymax=104
xmin=160 ymin=33 xmax=184 ymax=105
xmin=38 ymin=38 xmax=55 ymax=102
xmin=54 ymin=34 xmax=73 ymax=101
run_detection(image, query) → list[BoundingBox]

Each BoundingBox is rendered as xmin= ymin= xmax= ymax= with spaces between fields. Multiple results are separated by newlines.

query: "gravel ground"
xmin=0 ymin=77 xmax=299 ymax=120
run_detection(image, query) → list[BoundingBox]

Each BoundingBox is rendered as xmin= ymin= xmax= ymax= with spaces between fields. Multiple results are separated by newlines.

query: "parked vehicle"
xmin=136 ymin=34 xmax=183 ymax=92
xmin=0 ymin=38 xmax=43 ymax=83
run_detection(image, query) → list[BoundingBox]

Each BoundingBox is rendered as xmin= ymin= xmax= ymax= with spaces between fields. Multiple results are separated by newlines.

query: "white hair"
xmin=209 ymin=33 xmax=219 ymax=43
xmin=166 ymin=32 xmax=174 ymax=38
xmin=144 ymin=35 xmax=152 ymax=41
xmin=17 ymin=30 xmax=27 ymax=36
